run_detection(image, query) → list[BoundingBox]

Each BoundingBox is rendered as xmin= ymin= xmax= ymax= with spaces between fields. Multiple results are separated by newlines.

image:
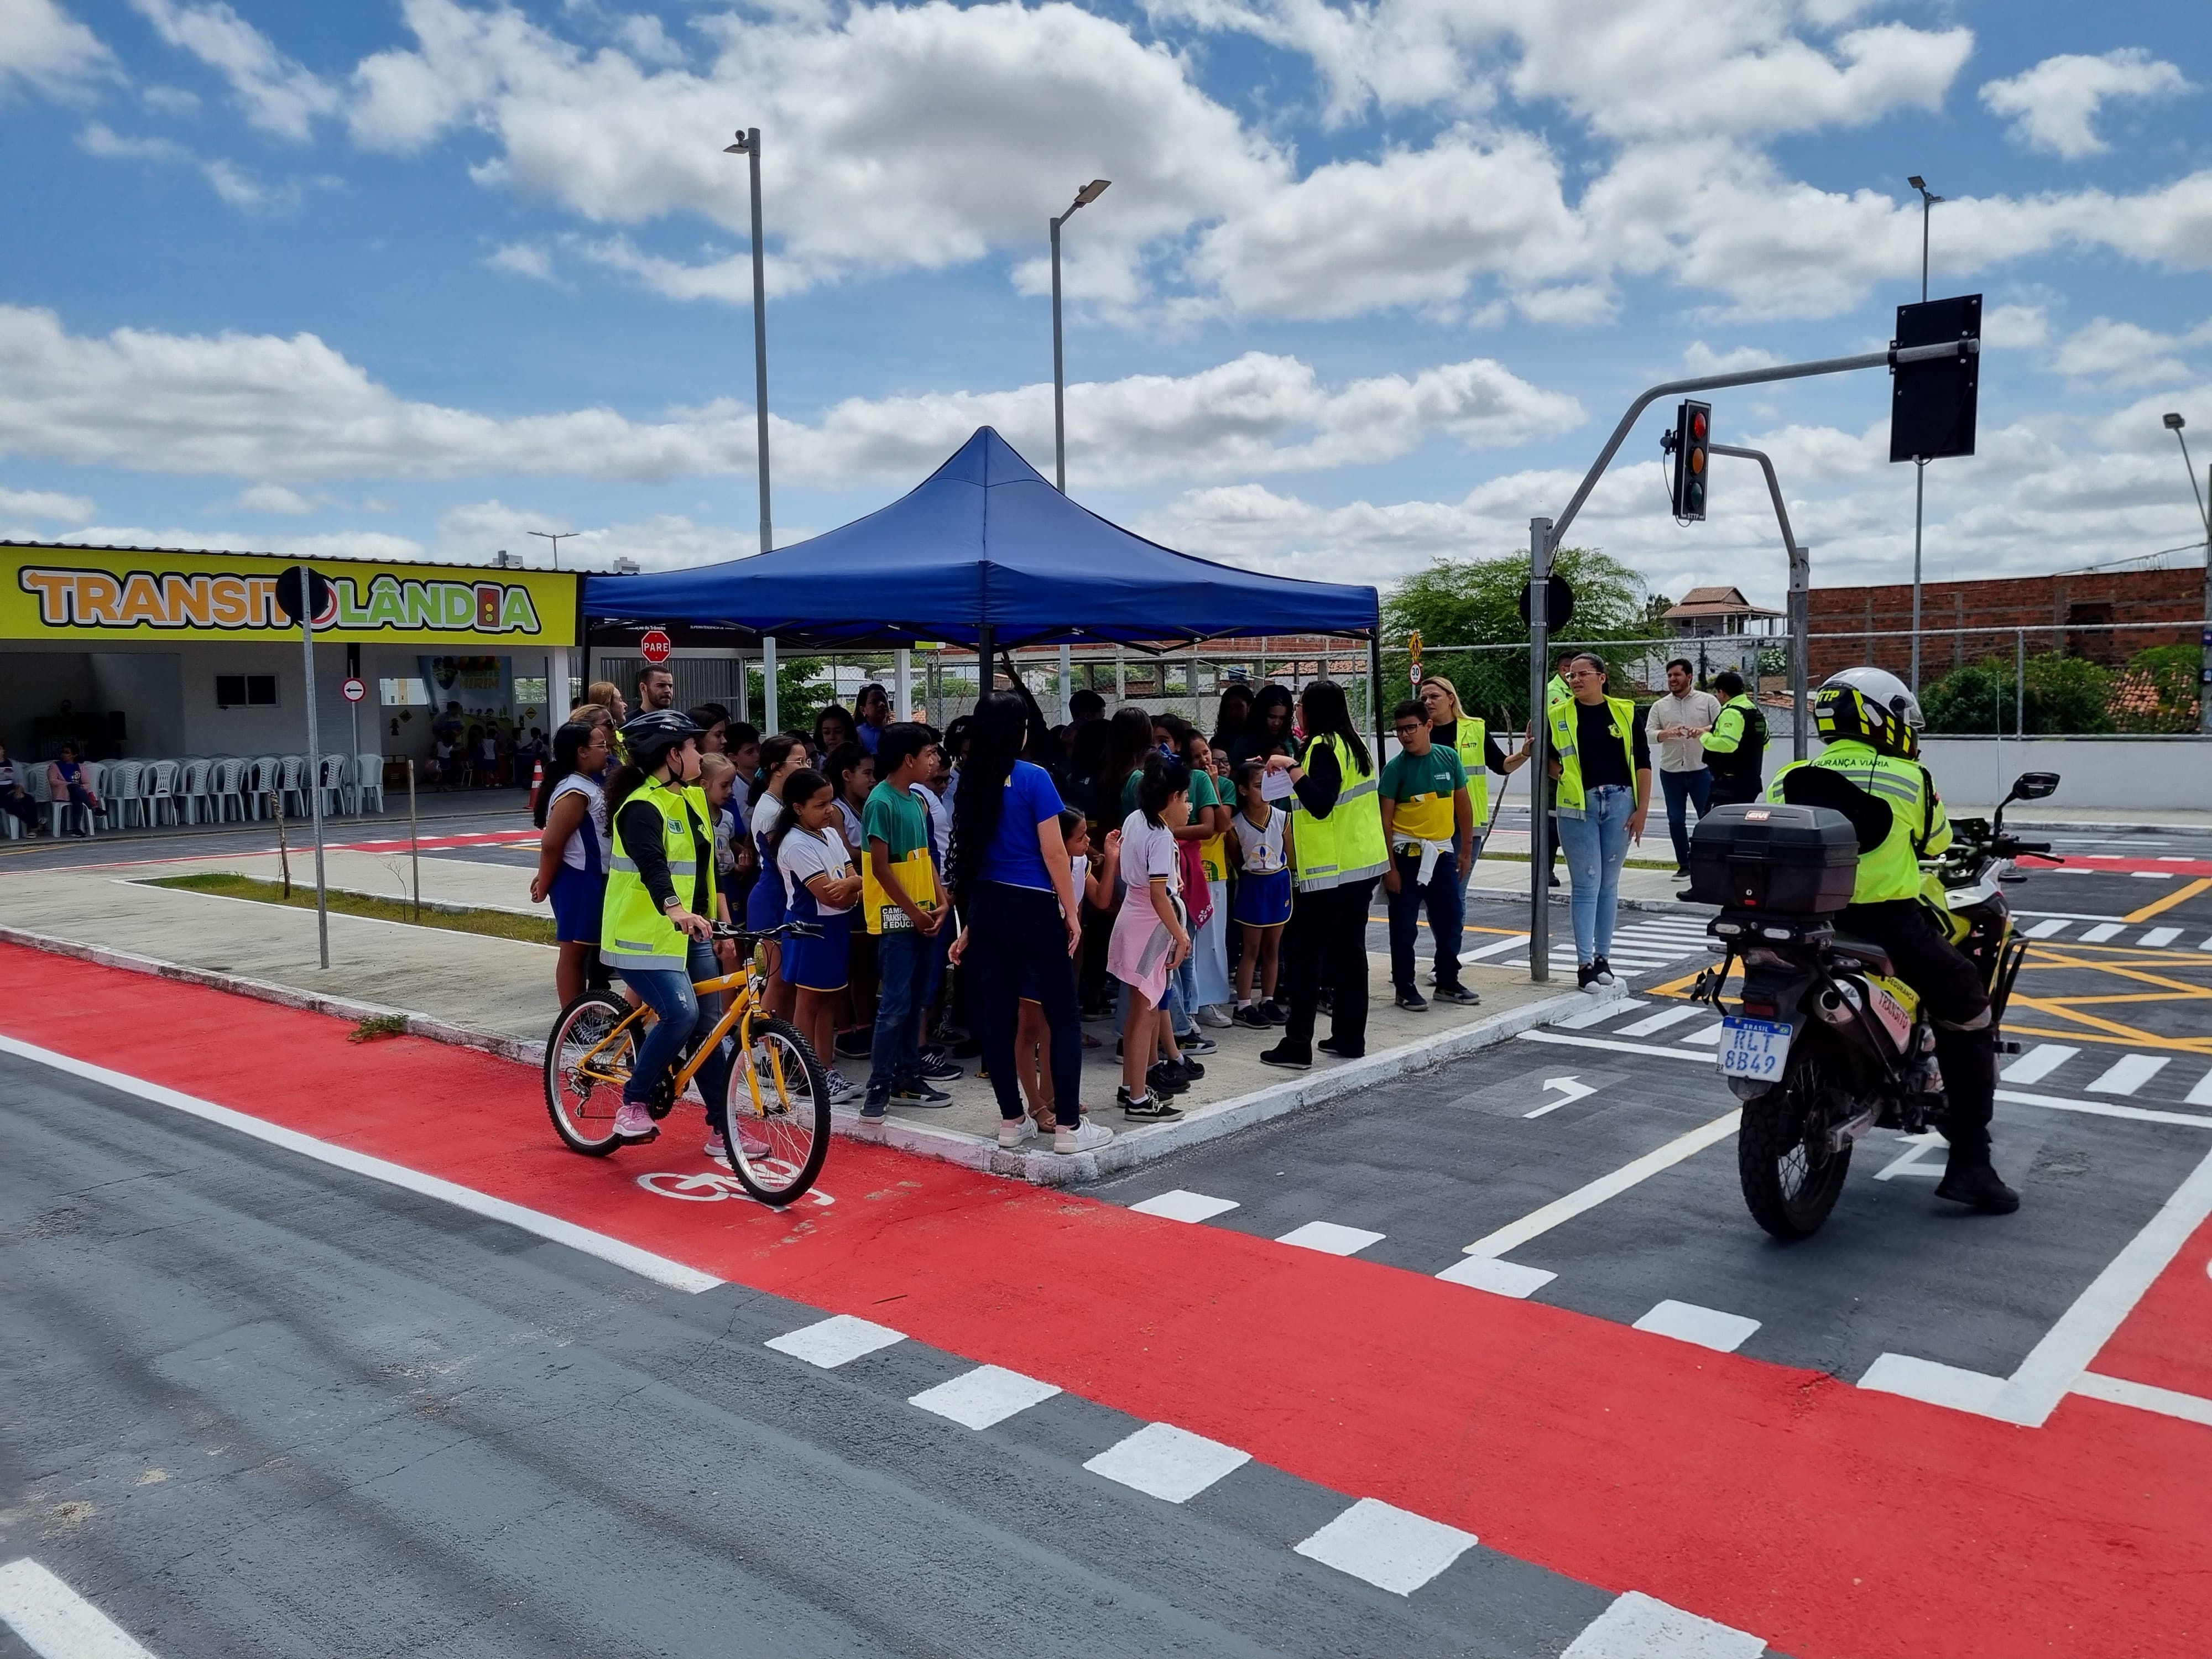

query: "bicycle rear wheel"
xmin=546 ymin=991 xmax=638 ymax=1155
xmin=723 ymin=1015 xmax=830 ymax=1203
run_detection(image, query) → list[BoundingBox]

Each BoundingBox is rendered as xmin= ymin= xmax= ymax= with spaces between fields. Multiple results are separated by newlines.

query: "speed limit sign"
xmin=341 ymin=676 xmax=367 ymax=703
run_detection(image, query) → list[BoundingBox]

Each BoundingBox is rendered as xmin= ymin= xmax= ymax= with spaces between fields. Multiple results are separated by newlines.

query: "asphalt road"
xmin=0 ymin=1056 xmax=1634 ymax=1659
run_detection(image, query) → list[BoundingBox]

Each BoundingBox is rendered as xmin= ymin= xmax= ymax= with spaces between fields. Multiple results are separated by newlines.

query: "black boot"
xmin=1936 ymin=1153 xmax=2019 ymax=1214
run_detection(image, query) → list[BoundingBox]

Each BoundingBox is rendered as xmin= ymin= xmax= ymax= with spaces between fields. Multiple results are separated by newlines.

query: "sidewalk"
xmin=0 ymin=842 xmax=1598 ymax=1186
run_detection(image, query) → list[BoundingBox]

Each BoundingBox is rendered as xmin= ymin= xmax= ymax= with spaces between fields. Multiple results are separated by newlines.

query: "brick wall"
xmin=1807 ymin=567 xmax=2202 ymax=681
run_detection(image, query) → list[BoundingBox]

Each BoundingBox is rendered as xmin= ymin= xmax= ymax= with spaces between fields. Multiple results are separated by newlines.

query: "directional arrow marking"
xmin=1525 ymin=1076 xmax=1598 ymax=1119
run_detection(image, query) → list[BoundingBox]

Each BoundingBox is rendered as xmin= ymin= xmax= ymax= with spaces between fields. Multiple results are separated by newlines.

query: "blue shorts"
xmin=1232 ymin=868 xmax=1291 ymax=928
xmin=782 ymin=908 xmax=852 ymax=992
xmin=1019 ymin=953 xmax=1075 ymax=1004
xmin=549 ymin=864 xmax=606 ymax=944
xmin=745 ymin=867 xmax=785 ymax=932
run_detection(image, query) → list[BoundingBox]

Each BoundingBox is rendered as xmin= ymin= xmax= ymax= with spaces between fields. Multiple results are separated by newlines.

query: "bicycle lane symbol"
xmin=636 ymin=1170 xmax=836 ymax=1209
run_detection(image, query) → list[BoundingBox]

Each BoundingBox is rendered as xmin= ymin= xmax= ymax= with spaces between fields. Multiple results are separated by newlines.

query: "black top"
xmin=1291 ymin=738 xmax=1344 ymax=816
xmin=1575 ymin=700 xmax=1650 ymax=792
xmin=1431 ymin=720 xmax=1512 ymax=775
xmin=616 ymin=792 xmax=712 ymax=918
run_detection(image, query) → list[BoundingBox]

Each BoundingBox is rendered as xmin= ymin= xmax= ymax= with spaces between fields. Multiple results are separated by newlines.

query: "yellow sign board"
xmin=0 ymin=545 xmax=577 ymax=647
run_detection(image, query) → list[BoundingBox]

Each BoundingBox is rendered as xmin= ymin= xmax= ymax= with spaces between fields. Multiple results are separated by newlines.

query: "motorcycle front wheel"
xmin=1738 ymin=1050 xmax=1855 ymax=1241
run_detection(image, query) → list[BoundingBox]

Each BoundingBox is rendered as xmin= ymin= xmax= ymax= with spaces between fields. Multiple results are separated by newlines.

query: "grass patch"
xmin=349 ymin=1013 xmax=410 ymax=1043
xmin=148 ymin=871 xmax=556 ymax=946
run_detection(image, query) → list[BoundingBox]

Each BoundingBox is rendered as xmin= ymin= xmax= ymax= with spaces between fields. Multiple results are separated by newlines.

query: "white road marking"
xmin=1872 ymin=1134 xmax=1947 ymax=1181
xmin=1524 ymin=1075 xmax=1599 ymax=1118
xmin=1632 ymin=1300 xmax=1761 ymax=1353
xmin=1292 ymin=1498 xmax=1478 ymax=1595
xmin=2087 ymin=1055 xmax=2172 ymax=1097
xmin=1129 ymin=1189 xmax=1241 ymax=1223
xmin=1859 ymin=1353 xmax=2007 ymax=1415
xmin=1518 ymin=1031 xmax=1710 ymax=1064
xmin=1462 ymin=1110 xmax=1740 ymax=1259
xmin=2130 ymin=872 xmax=2175 ymax=880
xmin=1462 ymin=935 xmax=1533 ymax=962
xmin=2072 ymin=1371 xmax=2212 ymax=1428
xmin=2013 ymin=910 xmax=2125 ymax=924
xmin=1276 ymin=1220 xmax=1385 ymax=1256
xmin=2140 ymin=927 xmax=2184 ymax=947
xmin=764 ymin=1314 xmax=905 ymax=1369
xmin=2080 ymin=922 xmax=2125 ymax=941
xmin=0 ymin=1559 xmax=158 ymax=1659
xmin=1994 ymin=1087 xmax=2212 ymax=1130
xmin=1615 ymin=1005 xmax=1707 ymax=1039
xmin=1434 ymin=1256 xmax=1557 ymax=1298
xmin=1550 ymin=997 xmax=1646 ymax=1029
xmin=2022 ymin=918 xmax=2069 ymax=938
xmin=1677 ymin=1024 xmax=1724 ymax=1046
xmin=1083 ymin=1422 xmax=1251 ymax=1503
xmin=0 ymin=1035 xmax=719 ymax=1295
xmin=1561 ymin=1589 xmax=1765 ymax=1658
xmin=909 ymin=1364 xmax=1061 ymax=1429
xmin=2189 ymin=1070 xmax=2212 ymax=1109
xmin=2001 ymin=1043 xmax=2079 ymax=1084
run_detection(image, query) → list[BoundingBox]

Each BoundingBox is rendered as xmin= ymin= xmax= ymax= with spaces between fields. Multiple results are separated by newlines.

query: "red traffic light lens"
xmin=1691 ymin=410 xmax=1708 ymax=438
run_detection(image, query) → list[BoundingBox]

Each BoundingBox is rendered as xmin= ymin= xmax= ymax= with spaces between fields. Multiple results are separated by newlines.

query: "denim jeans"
xmin=1658 ymin=766 xmax=1711 ymax=869
xmin=619 ymin=940 xmax=732 ymax=1133
xmin=1556 ymin=784 xmax=1635 ymax=966
xmin=969 ymin=881 xmax=1084 ymax=1126
xmin=1386 ymin=845 xmax=1464 ymax=992
xmin=1191 ymin=881 xmax=1231 ymax=1007
xmin=868 ymin=927 xmax=930 ymax=1094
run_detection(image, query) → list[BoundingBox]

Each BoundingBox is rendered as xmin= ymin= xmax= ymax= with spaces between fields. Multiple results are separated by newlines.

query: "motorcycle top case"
xmin=1687 ymin=803 xmax=1858 ymax=915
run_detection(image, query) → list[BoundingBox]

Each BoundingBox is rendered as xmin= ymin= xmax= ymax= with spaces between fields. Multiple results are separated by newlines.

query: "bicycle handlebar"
xmin=712 ymin=920 xmax=824 ymax=942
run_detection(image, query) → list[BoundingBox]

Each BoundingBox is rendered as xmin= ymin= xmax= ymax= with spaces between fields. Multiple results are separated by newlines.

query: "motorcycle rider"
xmin=1765 ymin=666 xmax=2018 ymax=1214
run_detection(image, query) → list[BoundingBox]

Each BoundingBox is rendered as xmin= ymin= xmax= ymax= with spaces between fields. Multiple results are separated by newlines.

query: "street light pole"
xmin=1907 ymin=175 xmax=1944 ymax=695
xmin=2164 ymin=413 xmax=2212 ymax=734
xmin=725 ymin=128 xmax=773 ymax=552
xmin=527 ymin=529 xmax=576 ymax=570
xmin=1050 ymin=179 xmax=1110 ymax=493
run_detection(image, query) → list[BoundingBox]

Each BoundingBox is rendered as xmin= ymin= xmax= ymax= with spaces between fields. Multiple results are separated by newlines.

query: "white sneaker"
xmin=1196 ymin=1004 xmax=1234 ymax=1029
xmin=997 ymin=1117 xmax=1036 ymax=1150
xmin=1054 ymin=1120 xmax=1114 ymax=1155
xmin=825 ymin=1069 xmax=859 ymax=1103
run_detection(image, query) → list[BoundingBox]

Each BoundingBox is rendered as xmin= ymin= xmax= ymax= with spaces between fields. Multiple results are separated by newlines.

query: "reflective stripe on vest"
xmin=1290 ymin=733 xmax=1388 ymax=891
xmin=1451 ymin=718 xmax=1488 ymax=823
xmin=1767 ymin=742 xmax=1948 ymax=905
xmin=599 ymin=776 xmax=717 ymax=969
xmin=1548 ymin=696 xmax=1636 ymax=817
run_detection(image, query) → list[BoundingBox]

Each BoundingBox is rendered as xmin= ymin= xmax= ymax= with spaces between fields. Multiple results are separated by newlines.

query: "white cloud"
xmin=0 ymin=0 xmax=112 ymax=98
xmin=0 ymin=483 xmax=94 ymax=519
xmin=128 ymin=0 xmax=337 ymax=139
xmin=1684 ymin=342 xmax=1780 ymax=375
xmin=0 ymin=304 xmax=1574 ymax=486
xmin=79 ymin=120 xmax=288 ymax=212
xmin=77 ymin=120 xmax=186 ymax=162
xmin=2053 ymin=317 xmax=2211 ymax=389
xmin=1981 ymin=303 xmax=2050 ymax=351
xmin=486 ymin=241 xmax=553 ymax=280
xmin=234 ymin=482 xmax=316 ymax=514
xmin=1980 ymin=49 xmax=2192 ymax=160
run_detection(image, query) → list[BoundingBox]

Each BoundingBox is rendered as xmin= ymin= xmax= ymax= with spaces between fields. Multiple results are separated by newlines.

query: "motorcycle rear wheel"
xmin=1738 ymin=1056 xmax=1854 ymax=1241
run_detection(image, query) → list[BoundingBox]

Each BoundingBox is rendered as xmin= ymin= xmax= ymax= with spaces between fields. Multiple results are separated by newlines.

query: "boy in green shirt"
xmin=860 ymin=723 xmax=948 ymax=1118
xmin=1380 ymin=699 xmax=1479 ymax=1010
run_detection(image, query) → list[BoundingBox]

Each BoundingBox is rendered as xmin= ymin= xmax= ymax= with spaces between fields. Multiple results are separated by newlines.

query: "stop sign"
xmin=640 ymin=628 xmax=673 ymax=665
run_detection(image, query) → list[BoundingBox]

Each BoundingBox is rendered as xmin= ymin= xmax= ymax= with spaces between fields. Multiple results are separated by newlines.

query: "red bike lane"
xmin=6 ymin=942 xmax=2210 ymax=1659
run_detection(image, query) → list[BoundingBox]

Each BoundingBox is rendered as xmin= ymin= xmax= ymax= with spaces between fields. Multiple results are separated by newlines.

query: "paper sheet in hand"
xmin=1261 ymin=766 xmax=1294 ymax=802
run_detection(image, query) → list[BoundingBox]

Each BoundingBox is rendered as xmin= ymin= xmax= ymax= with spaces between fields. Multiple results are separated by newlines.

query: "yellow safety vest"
xmin=1766 ymin=739 xmax=1951 ymax=906
xmin=601 ymin=775 xmax=717 ymax=969
xmin=1447 ymin=717 xmax=1488 ymax=823
xmin=1547 ymin=696 xmax=1637 ymax=817
xmin=1290 ymin=733 xmax=1387 ymax=892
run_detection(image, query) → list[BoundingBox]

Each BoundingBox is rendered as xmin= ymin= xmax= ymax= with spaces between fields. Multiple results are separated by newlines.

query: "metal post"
xmin=1367 ymin=635 xmax=1387 ymax=767
xmin=745 ymin=128 xmax=772 ymax=554
xmin=1115 ymin=644 xmax=1125 ymax=702
xmin=1051 ymin=213 xmax=1067 ymax=494
xmin=1527 ymin=517 xmax=1553 ymax=984
xmin=1910 ymin=461 xmax=1926 ymax=693
xmin=895 ymin=646 xmax=913 ymax=723
xmin=407 ymin=757 xmax=420 ymax=921
xmin=2016 ymin=627 xmax=2026 ymax=738
xmin=1790 ymin=544 xmax=1812 ymax=761
xmin=978 ymin=627 xmax=996 ymax=709
xmin=1059 ymin=643 xmax=1073 ymax=722
xmin=299 ymin=610 xmax=329 ymax=968
xmin=2203 ymin=463 xmax=2211 ymax=734
xmin=762 ymin=635 xmax=779 ymax=733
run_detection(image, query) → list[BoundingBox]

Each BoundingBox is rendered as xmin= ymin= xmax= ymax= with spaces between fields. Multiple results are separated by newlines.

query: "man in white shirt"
xmin=1646 ymin=658 xmax=1722 ymax=877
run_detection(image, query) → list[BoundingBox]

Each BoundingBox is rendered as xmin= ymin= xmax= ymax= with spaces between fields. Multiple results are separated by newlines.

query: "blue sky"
xmin=0 ymin=0 xmax=2208 ymax=609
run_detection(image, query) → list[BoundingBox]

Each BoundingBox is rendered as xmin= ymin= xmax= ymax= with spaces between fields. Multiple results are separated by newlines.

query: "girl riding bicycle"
xmin=602 ymin=709 xmax=757 ymax=1157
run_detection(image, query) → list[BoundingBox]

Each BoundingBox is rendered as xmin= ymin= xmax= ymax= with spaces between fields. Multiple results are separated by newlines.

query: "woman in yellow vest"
xmin=1547 ymin=654 xmax=1652 ymax=992
xmin=600 ymin=710 xmax=744 ymax=1155
xmin=1259 ymin=680 xmax=1389 ymax=1069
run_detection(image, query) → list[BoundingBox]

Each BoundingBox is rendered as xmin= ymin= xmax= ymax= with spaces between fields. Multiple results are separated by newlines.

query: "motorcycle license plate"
xmin=1718 ymin=1016 xmax=1792 ymax=1082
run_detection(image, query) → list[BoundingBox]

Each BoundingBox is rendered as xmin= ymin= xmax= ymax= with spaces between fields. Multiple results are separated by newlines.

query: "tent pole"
xmin=763 ymin=635 xmax=779 ymax=733
xmin=895 ymin=647 xmax=913 ymax=723
xmin=1115 ymin=645 xmax=1125 ymax=703
xmin=1059 ymin=643 xmax=1073 ymax=723
xmin=1368 ymin=634 xmax=1386 ymax=766
xmin=978 ymin=625 xmax=995 ymax=706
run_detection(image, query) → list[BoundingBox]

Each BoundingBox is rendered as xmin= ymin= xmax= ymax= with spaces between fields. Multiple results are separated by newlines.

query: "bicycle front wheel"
xmin=723 ymin=1015 xmax=830 ymax=1203
xmin=545 ymin=991 xmax=637 ymax=1155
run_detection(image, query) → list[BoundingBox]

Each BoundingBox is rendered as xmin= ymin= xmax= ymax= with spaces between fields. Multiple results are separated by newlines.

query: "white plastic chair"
xmin=246 ymin=756 xmax=280 ymax=818
xmin=143 ymin=760 xmax=181 ymax=827
xmin=316 ymin=753 xmax=350 ymax=817
xmin=98 ymin=760 xmax=143 ymax=830
xmin=278 ymin=755 xmax=309 ymax=819
xmin=354 ymin=752 xmax=386 ymax=813
xmin=212 ymin=758 xmax=248 ymax=822
xmin=45 ymin=762 xmax=98 ymax=837
xmin=180 ymin=758 xmax=215 ymax=825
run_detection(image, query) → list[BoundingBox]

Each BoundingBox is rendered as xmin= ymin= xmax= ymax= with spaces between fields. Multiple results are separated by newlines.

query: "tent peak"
xmin=928 ymin=426 xmax=1053 ymax=490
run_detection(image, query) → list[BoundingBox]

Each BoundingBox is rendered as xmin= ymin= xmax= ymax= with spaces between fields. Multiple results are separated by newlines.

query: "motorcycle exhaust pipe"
xmin=1814 ymin=987 xmax=1855 ymax=1026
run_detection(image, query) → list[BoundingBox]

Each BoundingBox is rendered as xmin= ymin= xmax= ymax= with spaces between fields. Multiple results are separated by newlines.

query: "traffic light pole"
xmin=1708 ymin=442 xmax=1812 ymax=762
xmin=1529 ymin=337 xmax=1976 ymax=964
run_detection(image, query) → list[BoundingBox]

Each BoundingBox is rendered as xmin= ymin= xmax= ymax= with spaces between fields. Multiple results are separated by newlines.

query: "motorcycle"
xmin=1686 ymin=770 xmax=2060 ymax=1240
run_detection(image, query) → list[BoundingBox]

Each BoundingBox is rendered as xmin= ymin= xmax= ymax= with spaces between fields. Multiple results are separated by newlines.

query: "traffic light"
xmin=1670 ymin=400 xmax=1711 ymax=520
xmin=1891 ymin=294 xmax=1980 ymax=462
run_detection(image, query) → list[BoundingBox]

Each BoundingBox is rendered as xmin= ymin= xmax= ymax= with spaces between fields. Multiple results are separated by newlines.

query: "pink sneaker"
xmin=703 ymin=1129 xmax=728 ymax=1161
xmin=735 ymin=1123 xmax=773 ymax=1160
xmin=613 ymin=1100 xmax=657 ymax=1141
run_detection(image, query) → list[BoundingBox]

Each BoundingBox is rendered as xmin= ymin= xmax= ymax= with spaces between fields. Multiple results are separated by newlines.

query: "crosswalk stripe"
xmin=1551 ymin=997 xmax=1646 ymax=1029
xmin=1292 ymin=1498 xmax=1478 ymax=1595
xmin=2023 ymin=919 xmax=2069 ymax=939
xmin=2140 ymin=927 xmax=2183 ymax=947
xmin=1615 ymin=1004 xmax=1708 ymax=1038
xmin=2080 ymin=922 xmax=2124 ymax=942
xmin=1678 ymin=1024 xmax=1724 ymax=1045
xmin=2001 ymin=1044 xmax=2079 ymax=1084
xmin=1084 ymin=1421 xmax=1250 ymax=1504
xmin=2088 ymin=1055 xmax=2172 ymax=1097
xmin=2189 ymin=1070 xmax=2212 ymax=1109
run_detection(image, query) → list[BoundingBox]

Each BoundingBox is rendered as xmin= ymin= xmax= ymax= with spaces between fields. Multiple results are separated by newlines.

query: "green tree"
xmin=2115 ymin=643 xmax=2201 ymax=733
xmin=747 ymin=656 xmax=837 ymax=734
xmin=1921 ymin=652 xmax=2117 ymax=735
xmin=1383 ymin=546 xmax=1652 ymax=727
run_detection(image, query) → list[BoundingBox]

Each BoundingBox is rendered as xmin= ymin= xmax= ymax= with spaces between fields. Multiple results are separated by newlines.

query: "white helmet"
xmin=1818 ymin=666 xmax=1923 ymax=759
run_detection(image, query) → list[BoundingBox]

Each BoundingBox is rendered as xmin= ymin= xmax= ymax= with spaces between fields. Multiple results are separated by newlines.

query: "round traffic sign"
xmin=341 ymin=676 xmax=367 ymax=703
xmin=640 ymin=628 xmax=673 ymax=665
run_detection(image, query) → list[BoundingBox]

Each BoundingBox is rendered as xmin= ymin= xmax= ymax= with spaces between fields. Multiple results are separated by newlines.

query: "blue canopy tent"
xmin=582 ymin=427 xmax=1379 ymax=655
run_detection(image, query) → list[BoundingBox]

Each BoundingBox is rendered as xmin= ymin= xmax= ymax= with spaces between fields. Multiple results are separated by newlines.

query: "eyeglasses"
xmin=1564 ymin=668 xmax=1601 ymax=681
xmin=1392 ymin=724 xmax=1426 ymax=736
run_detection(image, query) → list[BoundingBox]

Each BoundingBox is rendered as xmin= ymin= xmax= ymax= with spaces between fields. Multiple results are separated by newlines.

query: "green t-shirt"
xmin=1380 ymin=745 xmax=1467 ymax=844
xmin=860 ymin=779 xmax=936 ymax=934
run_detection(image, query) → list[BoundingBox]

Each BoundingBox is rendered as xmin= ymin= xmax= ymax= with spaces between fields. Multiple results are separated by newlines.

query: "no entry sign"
xmin=341 ymin=676 xmax=367 ymax=703
xmin=640 ymin=629 xmax=673 ymax=665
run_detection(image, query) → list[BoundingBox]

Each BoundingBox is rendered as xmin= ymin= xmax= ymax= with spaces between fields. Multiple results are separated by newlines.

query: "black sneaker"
xmin=1146 ymin=1061 xmax=1189 ymax=1097
xmin=1394 ymin=987 xmax=1428 ymax=1011
xmin=834 ymin=1029 xmax=873 ymax=1058
xmin=1178 ymin=1033 xmax=1218 ymax=1057
xmin=1936 ymin=1158 xmax=2021 ymax=1213
xmin=1318 ymin=1037 xmax=1363 ymax=1060
xmin=1119 ymin=1091 xmax=1185 ymax=1121
xmin=1171 ymin=1055 xmax=1205 ymax=1083
xmin=891 ymin=1078 xmax=953 ymax=1107
xmin=1232 ymin=1004 xmax=1271 ymax=1031
xmin=1672 ymin=865 xmax=1691 ymax=879
xmin=1261 ymin=999 xmax=1289 ymax=1026
xmin=1434 ymin=983 xmax=1482 ymax=1006
xmin=1592 ymin=956 xmax=1617 ymax=988
xmin=921 ymin=1053 xmax=964 ymax=1082
xmin=860 ymin=1090 xmax=889 ymax=1121
xmin=1577 ymin=962 xmax=1601 ymax=993
xmin=1259 ymin=1043 xmax=1311 ymax=1071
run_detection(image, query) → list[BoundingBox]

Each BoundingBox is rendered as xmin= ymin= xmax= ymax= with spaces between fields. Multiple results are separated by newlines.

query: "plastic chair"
xmin=180 ymin=758 xmax=215 ymax=825
xmin=354 ymin=752 xmax=386 ymax=813
xmin=98 ymin=760 xmax=143 ymax=830
xmin=317 ymin=753 xmax=351 ymax=817
xmin=143 ymin=760 xmax=180 ymax=827
xmin=278 ymin=755 xmax=309 ymax=819
xmin=246 ymin=756 xmax=280 ymax=818
xmin=212 ymin=758 xmax=248 ymax=822
xmin=44 ymin=763 xmax=97 ymax=837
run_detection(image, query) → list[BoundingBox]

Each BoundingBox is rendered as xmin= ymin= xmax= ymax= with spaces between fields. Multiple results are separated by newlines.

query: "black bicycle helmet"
xmin=621 ymin=708 xmax=702 ymax=771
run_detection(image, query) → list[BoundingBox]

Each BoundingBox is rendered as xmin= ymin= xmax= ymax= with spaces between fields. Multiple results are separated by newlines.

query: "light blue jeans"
xmin=1556 ymin=783 xmax=1635 ymax=966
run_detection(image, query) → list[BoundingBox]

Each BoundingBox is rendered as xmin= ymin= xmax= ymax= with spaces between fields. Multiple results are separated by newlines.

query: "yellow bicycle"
xmin=542 ymin=921 xmax=831 ymax=1204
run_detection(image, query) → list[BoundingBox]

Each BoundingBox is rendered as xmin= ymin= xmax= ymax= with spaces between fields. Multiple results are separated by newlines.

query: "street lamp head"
xmin=1070 ymin=178 xmax=1110 ymax=211
xmin=2166 ymin=412 xmax=2187 ymax=431
xmin=724 ymin=130 xmax=751 ymax=154
xmin=1907 ymin=175 xmax=1924 ymax=190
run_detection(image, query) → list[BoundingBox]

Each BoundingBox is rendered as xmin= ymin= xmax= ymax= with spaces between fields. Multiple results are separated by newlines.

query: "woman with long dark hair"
xmin=1260 ymin=679 xmax=1389 ymax=1068
xmin=1232 ymin=683 xmax=1295 ymax=768
xmin=947 ymin=691 xmax=1112 ymax=1156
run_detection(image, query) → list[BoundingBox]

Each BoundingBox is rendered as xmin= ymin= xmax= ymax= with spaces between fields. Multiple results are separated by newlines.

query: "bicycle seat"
xmin=1827 ymin=934 xmax=1895 ymax=974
